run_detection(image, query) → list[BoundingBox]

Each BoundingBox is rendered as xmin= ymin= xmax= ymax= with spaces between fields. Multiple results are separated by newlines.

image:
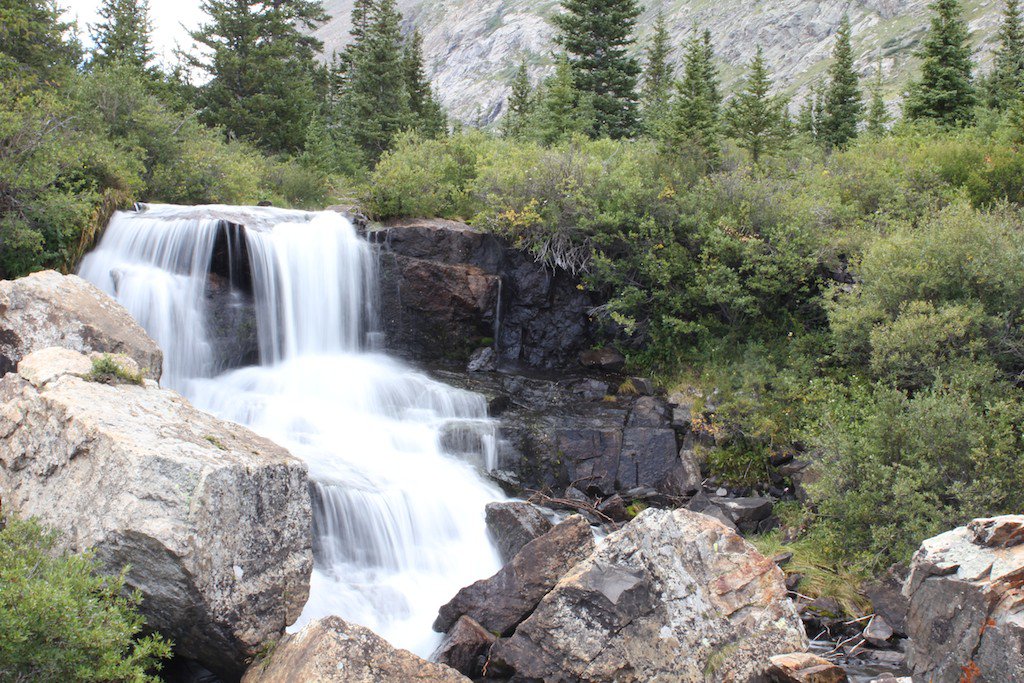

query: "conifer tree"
xmin=502 ymin=61 xmax=534 ymax=139
xmin=640 ymin=11 xmax=673 ymax=135
xmin=534 ymin=56 xmax=594 ymax=145
xmin=89 ymin=0 xmax=154 ymax=71
xmin=820 ymin=15 xmax=862 ymax=148
xmin=663 ymin=28 xmax=721 ymax=166
xmin=904 ymin=0 xmax=976 ymax=126
xmin=866 ymin=64 xmax=891 ymax=135
xmin=552 ymin=0 xmax=641 ymax=138
xmin=402 ymin=30 xmax=446 ymax=138
xmin=726 ymin=46 xmax=790 ymax=164
xmin=986 ymin=0 xmax=1024 ymax=109
xmin=797 ymin=85 xmax=824 ymax=138
xmin=0 ymin=0 xmax=81 ymax=85
xmin=189 ymin=0 xmax=329 ymax=154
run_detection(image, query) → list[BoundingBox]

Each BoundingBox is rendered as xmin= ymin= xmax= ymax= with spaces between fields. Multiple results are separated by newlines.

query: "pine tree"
xmin=502 ymin=61 xmax=534 ymax=139
xmin=189 ymin=0 xmax=329 ymax=154
xmin=0 ymin=0 xmax=82 ymax=85
xmin=334 ymin=0 xmax=410 ymax=161
xmin=534 ymin=56 xmax=594 ymax=145
xmin=797 ymin=85 xmax=824 ymax=138
xmin=639 ymin=11 xmax=673 ymax=135
xmin=726 ymin=46 xmax=790 ymax=164
xmin=820 ymin=15 xmax=862 ymax=148
xmin=866 ymin=64 xmax=891 ymax=135
xmin=904 ymin=0 xmax=976 ymax=126
xmin=403 ymin=30 xmax=446 ymax=138
xmin=89 ymin=0 xmax=154 ymax=71
xmin=551 ymin=0 xmax=641 ymax=138
xmin=986 ymin=0 xmax=1024 ymax=109
xmin=663 ymin=28 xmax=721 ymax=166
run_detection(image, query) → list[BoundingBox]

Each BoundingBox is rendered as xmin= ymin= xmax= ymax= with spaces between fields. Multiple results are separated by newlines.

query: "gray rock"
xmin=489 ymin=508 xmax=807 ymax=682
xmin=579 ymin=348 xmax=626 ymax=373
xmin=431 ymin=615 xmax=496 ymax=679
xmin=0 ymin=348 xmax=312 ymax=678
xmin=433 ymin=515 xmax=594 ymax=636
xmin=863 ymin=615 xmax=895 ymax=648
xmin=767 ymin=652 xmax=848 ymax=682
xmin=467 ymin=346 xmax=497 ymax=372
xmin=903 ymin=515 xmax=1024 ymax=683
xmin=626 ymin=396 xmax=670 ymax=427
xmin=242 ymin=616 xmax=469 ymax=682
xmin=0 ymin=270 xmax=162 ymax=379
xmin=713 ymin=495 xmax=775 ymax=532
xmin=687 ymin=492 xmax=739 ymax=531
xmin=484 ymin=501 xmax=553 ymax=564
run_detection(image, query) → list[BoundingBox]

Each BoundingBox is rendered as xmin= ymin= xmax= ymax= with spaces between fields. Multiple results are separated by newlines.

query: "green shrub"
xmin=86 ymin=355 xmax=144 ymax=385
xmin=0 ymin=515 xmax=172 ymax=681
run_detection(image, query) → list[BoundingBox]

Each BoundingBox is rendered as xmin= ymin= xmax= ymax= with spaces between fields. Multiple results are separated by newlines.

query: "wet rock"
xmin=0 ymin=349 xmax=312 ymax=678
xmin=484 ymin=501 xmax=553 ymax=564
xmin=863 ymin=614 xmax=895 ymax=648
xmin=767 ymin=652 xmax=848 ymax=682
xmin=663 ymin=447 xmax=702 ymax=495
xmin=579 ymin=348 xmax=625 ymax=373
xmin=433 ymin=515 xmax=594 ymax=636
xmin=242 ymin=616 xmax=469 ymax=683
xmin=489 ymin=508 xmax=807 ymax=682
xmin=903 ymin=515 xmax=1024 ymax=683
xmin=0 ymin=270 xmax=162 ymax=379
xmin=432 ymin=615 xmax=495 ymax=679
xmin=467 ymin=346 xmax=497 ymax=372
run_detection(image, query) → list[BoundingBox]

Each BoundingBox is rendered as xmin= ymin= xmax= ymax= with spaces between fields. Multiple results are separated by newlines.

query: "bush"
xmin=0 ymin=515 xmax=172 ymax=681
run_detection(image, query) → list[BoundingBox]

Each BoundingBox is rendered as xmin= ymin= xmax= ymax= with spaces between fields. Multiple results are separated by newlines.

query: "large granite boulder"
xmin=242 ymin=616 xmax=469 ymax=683
xmin=0 ymin=270 xmax=162 ymax=379
xmin=0 ymin=348 xmax=312 ymax=678
xmin=489 ymin=508 xmax=807 ymax=682
xmin=903 ymin=515 xmax=1024 ymax=683
xmin=434 ymin=514 xmax=594 ymax=636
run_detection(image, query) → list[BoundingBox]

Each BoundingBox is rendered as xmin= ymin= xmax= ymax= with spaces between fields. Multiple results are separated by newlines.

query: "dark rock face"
xmin=903 ymin=515 xmax=1024 ymax=683
xmin=578 ymin=348 xmax=626 ymax=373
xmin=431 ymin=615 xmax=495 ymax=679
xmin=433 ymin=515 xmax=594 ymax=636
xmin=369 ymin=219 xmax=597 ymax=369
xmin=484 ymin=501 xmax=553 ymax=564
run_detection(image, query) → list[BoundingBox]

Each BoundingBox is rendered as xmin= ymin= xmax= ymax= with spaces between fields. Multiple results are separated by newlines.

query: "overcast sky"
xmin=62 ymin=0 xmax=205 ymax=63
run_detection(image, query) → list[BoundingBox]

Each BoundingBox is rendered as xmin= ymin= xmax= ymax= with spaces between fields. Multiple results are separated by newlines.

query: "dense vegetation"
xmin=2 ymin=0 xmax=1024 ymax=599
xmin=0 ymin=515 xmax=171 ymax=680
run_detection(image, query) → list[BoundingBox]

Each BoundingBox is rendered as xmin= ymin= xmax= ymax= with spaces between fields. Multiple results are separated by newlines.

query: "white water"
xmin=80 ymin=204 xmax=505 ymax=655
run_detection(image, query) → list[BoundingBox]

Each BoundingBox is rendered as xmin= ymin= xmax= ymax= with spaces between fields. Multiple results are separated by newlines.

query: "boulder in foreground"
xmin=490 ymin=508 xmax=807 ymax=682
xmin=0 ymin=348 xmax=312 ymax=678
xmin=904 ymin=515 xmax=1024 ymax=683
xmin=0 ymin=270 xmax=162 ymax=379
xmin=242 ymin=616 xmax=469 ymax=682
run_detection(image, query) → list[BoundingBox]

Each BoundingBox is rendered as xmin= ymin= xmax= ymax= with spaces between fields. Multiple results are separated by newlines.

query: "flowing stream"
xmin=79 ymin=204 xmax=505 ymax=656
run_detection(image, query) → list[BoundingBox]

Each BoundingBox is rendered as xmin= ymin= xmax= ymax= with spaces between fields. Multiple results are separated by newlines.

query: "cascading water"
xmin=79 ymin=204 xmax=505 ymax=656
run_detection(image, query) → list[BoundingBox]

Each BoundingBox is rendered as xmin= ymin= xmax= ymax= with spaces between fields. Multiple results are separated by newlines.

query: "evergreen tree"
xmin=534 ymin=56 xmax=594 ymax=145
xmin=189 ymin=0 xmax=329 ymax=154
xmin=551 ymin=0 xmax=641 ymax=138
xmin=0 ymin=0 xmax=81 ymax=85
xmin=502 ymin=61 xmax=534 ymax=139
xmin=866 ymin=64 xmax=891 ymax=135
xmin=639 ymin=11 xmax=673 ymax=135
xmin=726 ymin=46 xmax=790 ymax=164
xmin=402 ymin=30 xmax=446 ymax=138
xmin=986 ymin=0 xmax=1024 ymax=109
xmin=820 ymin=15 xmax=862 ymax=148
xmin=89 ymin=0 xmax=154 ymax=71
xmin=663 ymin=28 xmax=721 ymax=166
xmin=797 ymin=84 xmax=824 ymax=138
xmin=334 ymin=0 xmax=410 ymax=161
xmin=904 ymin=0 xmax=976 ymax=126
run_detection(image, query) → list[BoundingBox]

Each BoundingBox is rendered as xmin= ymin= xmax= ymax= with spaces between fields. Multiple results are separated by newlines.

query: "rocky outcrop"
xmin=489 ymin=508 xmax=807 ymax=682
xmin=242 ymin=616 xmax=469 ymax=683
xmin=370 ymin=219 xmax=597 ymax=370
xmin=434 ymin=514 xmax=594 ymax=636
xmin=0 ymin=270 xmax=162 ymax=379
xmin=903 ymin=515 xmax=1024 ymax=683
xmin=0 ymin=348 xmax=312 ymax=679
xmin=485 ymin=501 xmax=553 ymax=564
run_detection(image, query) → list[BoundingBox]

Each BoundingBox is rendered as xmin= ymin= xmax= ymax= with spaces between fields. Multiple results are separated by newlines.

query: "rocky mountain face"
xmin=316 ymin=0 xmax=1001 ymax=123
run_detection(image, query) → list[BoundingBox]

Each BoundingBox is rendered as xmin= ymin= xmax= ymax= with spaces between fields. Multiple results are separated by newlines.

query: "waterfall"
xmin=80 ymin=204 xmax=504 ymax=656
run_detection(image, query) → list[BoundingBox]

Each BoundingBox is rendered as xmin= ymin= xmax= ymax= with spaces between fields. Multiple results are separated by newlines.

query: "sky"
xmin=62 ymin=0 xmax=205 ymax=63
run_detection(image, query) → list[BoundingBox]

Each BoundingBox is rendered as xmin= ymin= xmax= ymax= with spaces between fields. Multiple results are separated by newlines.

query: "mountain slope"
xmin=316 ymin=0 xmax=1002 ymax=123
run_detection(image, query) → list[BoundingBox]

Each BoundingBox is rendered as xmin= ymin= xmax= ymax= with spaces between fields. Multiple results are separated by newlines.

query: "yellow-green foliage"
xmin=86 ymin=354 xmax=144 ymax=386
